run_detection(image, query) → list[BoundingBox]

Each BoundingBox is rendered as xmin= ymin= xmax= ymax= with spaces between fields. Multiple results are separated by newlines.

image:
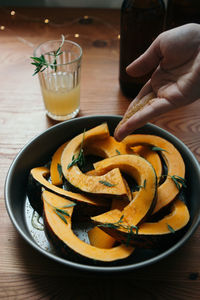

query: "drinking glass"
xmin=34 ymin=39 xmax=82 ymax=121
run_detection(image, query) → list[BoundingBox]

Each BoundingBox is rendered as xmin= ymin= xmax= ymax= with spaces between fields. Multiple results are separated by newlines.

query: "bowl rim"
xmin=4 ymin=115 xmax=200 ymax=273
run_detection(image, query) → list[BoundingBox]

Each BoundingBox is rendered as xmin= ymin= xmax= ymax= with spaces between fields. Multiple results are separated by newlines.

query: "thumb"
xmin=126 ymin=35 xmax=162 ymax=77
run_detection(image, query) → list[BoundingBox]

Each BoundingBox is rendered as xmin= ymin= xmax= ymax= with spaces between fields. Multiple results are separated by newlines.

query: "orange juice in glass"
xmin=34 ymin=39 xmax=82 ymax=121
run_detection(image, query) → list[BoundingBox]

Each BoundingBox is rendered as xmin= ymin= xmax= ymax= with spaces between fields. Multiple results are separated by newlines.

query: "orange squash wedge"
xmin=27 ymin=166 xmax=108 ymax=215
xmin=92 ymin=198 xmax=189 ymax=247
xmin=61 ymin=123 xmax=128 ymax=196
xmin=88 ymin=226 xmax=116 ymax=249
xmin=43 ymin=190 xmax=134 ymax=262
xmin=93 ymin=154 xmax=157 ymax=225
xmin=85 ymin=136 xmax=132 ymax=157
xmin=123 ymin=134 xmax=185 ymax=213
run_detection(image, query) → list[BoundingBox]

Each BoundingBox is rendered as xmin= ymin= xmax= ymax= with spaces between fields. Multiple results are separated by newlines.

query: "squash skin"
xmin=61 ymin=123 xmax=128 ymax=196
xmin=93 ymin=154 xmax=157 ymax=226
xmin=50 ymin=142 xmax=68 ymax=186
xmin=92 ymin=198 xmax=190 ymax=248
xmin=123 ymin=134 xmax=185 ymax=213
xmin=43 ymin=190 xmax=134 ymax=263
xmin=27 ymin=166 xmax=109 ymax=216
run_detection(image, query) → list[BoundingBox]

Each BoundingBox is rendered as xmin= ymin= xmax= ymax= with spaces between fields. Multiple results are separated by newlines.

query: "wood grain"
xmin=0 ymin=7 xmax=200 ymax=300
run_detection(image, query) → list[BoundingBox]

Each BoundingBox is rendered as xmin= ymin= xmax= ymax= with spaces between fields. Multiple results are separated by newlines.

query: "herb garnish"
xmin=167 ymin=223 xmax=175 ymax=234
xmin=54 ymin=204 xmax=76 ymax=224
xmin=116 ymin=149 xmax=121 ymax=155
xmin=62 ymin=203 xmax=76 ymax=208
xmin=31 ymin=35 xmax=65 ymax=75
xmin=55 ymin=210 xmax=68 ymax=224
xmin=98 ymin=215 xmax=138 ymax=246
xmin=57 ymin=163 xmax=63 ymax=179
xmin=151 ymin=146 xmax=167 ymax=152
xmin=98 ymin=215 xmax=124 ymax=229
xmin=67 ymin=129 xmax=86 ymax=169
xmin=160 ymin=175 xmax=186 ymax=191
xmin=99 ymin=180 xmax=116 ymax=187
xmin=55 ymin=208 xmax=70 ymax=217
xmin=135 ymin=179 xmax=146 ymax=191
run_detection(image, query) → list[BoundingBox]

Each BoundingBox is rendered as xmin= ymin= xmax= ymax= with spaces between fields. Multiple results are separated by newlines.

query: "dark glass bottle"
xmin=166 ymin=0 xmax=200 ymax=29
xmin=119 ymin=0 xmax=165 ymax=98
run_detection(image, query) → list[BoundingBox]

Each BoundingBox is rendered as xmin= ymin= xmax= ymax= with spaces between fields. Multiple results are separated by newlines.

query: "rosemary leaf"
xmin=167 ymin=224 xmax=175 ymax=234
xmin=118 ymin=215 xmax=124 ymax=224
xmin=99 ymin=180 xmax=116 ymax=187
xmin=67 ymin=157 xmax=79 ymax=169
xmin=57 ymin=163 xmax=63 ymax=179
xmin=54 ymin=209 xmax=68 ymax=224
xmin=67 ymin=129 xmax=86 ymax=169
xmin=135 ymin=179 xmax=146 ymax=191
xmin=151 ymin=146 xmax=167 ymax=152
xmin=62 ymin=203 xmax=76 ymax=208
xmin=55 ymin=208 xmax=70 ymax=217
xmin=116 ymin=149 xmax=121 ymax=155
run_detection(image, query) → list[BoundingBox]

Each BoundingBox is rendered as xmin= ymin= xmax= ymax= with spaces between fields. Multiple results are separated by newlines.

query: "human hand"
xmin=114 ymin=23 xmax=200 ymax=141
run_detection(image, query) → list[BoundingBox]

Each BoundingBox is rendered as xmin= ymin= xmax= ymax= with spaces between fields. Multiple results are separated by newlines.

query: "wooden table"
xmin=0 ymin=7 xmax=200 ymax=299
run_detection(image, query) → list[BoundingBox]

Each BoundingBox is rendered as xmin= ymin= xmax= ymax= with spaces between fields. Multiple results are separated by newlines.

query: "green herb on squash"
xmin=57 ymin=163 xmax=63 ymax=179
xmin=99 ymin=180 xmax=116 ymax=187
xmin=54 ymin=208 xmax=68 ymax=224
xmin=167 ymin=224 xmax=175 ymax=234
xmin=116 ymin=149 xmax=121 ymax=155
xmin=151 ymin=146 xmax=167 ymax=152
xmin=67 ymin=129 xmax=86 ymax=169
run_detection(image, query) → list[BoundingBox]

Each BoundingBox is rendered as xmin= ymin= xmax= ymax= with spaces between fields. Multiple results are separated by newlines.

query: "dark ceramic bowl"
xmin=5 ymin=115 xmax=200 ymax=273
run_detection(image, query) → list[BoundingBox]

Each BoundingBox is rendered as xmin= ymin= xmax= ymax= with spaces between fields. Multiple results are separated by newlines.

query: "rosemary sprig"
xmin=98 ymin=215 xmax=138 ymax=246
xmin=31 ymin=34 xmax=65 ymax=75
xmin=67 ymin=129 xmax=86 ymax=169
xmin=160 ymin=175 xmax=187 ymax=191
xmin=98 ymin=215 xmax=124 ymax=229
xmin=99 ymin=180 xmax=116 ymax=187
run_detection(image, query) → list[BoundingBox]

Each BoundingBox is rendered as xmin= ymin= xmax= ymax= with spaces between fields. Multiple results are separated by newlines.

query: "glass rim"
xmin=33 ymin=39 xmax=82 ymax=66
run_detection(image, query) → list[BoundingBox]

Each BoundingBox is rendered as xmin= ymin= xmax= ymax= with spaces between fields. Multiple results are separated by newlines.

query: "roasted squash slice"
xmin=93 ymin=154 xmax=157 ymax=225
xmin=88 ymin=195 xmax=131 ymax=249
xmin=27 ymin=166 xmax=108 ymax=215
xmin=50 ymin=142 xmax=68 ymax=186
xmin=61 ymin=123 xmax=127 ymax=196
xmin=123 ymin=135 xmax=185 ymax=213
xmin=92 ymin=198 xmax=189 ymax=248
xmin=85 ymin=136 xmax=132 ymax=157
xmin=88 ymin=226 xmax=116 ymax=249
xmin=131 ymin=145 xmax=162 ymax=180
xmin=43 ymin=190 xmax=134 ymax=262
